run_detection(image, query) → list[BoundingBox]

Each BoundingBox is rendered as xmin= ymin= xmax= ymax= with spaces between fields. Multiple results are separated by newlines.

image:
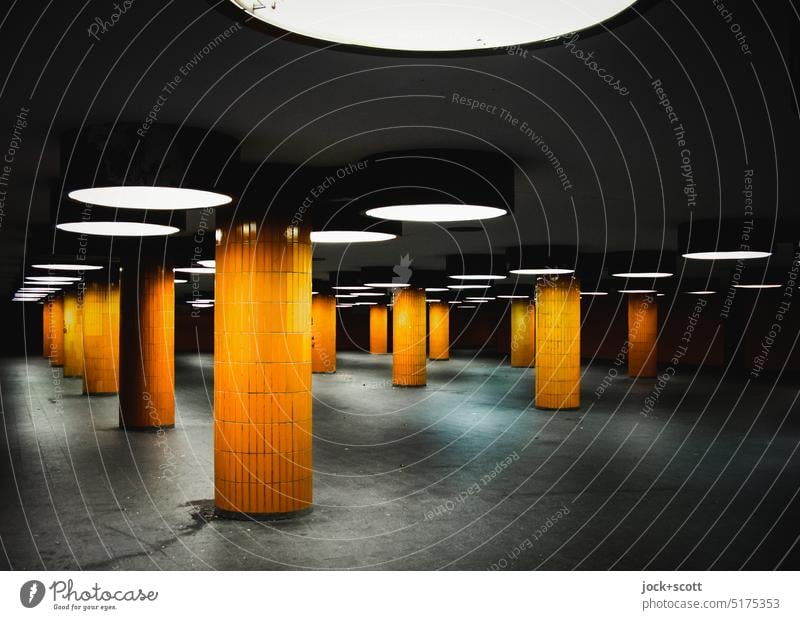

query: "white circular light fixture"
xmin=364 ymin=282 xmax=411 ymax=288
xmin=335 ymin=294 xmax=356 ymax=298
xmin=733 ymin=284 xmax=781 ymax=289
xmin=612 ymin=272 xmax=673 ymax=278
xmin=496 ymin=295 xmax=529 ymax=299
xmin=366 ymin=204 xmax=506 ymax=223
xmin=332 ymin=286 xmax=371 ymax=291
xmin=197 ymin=260 xmax=216 ymax=269
xmin=352 ymin=292 xmax=384 ymax=297
xmin=448 ymin=284 xmax=491 ymax=290
xmin=509 ymin=268 xmax=574 ymax=276
xmin=466 ymin=297 xmax=495 ymax=301
xmin=458 ymin=305 xmax=478 ymax=309
xmin=32 ymin=263 xmax=103 ymax=271
xmin=26 ymin=276 xmax=80 ymax=283
xmin=356 ymin=302 xmax=378 ymax=306
xmin=618 ymin=289 xmax=658 ymax=294
xmin=683 ymin=251 xmax=771 ymax=261
xmin=229 ymin=0 xmax=637 ymax=52
xmin=449 ymin=274 xmax=506 ymax=281
xmin=13 ymin=297 xmax=43 ymax=302
xmin=68 ymin=186 xmax=232 ymax=210
xmin=174 ymin=267 xmax=215 ymax=275
xmin=174 ymin=279 xmax=188 ymax=284
xmin=337 ymin=304 xmax=355 ymax=308
xmin=425 ymin=287 xmax=449 ymax=292
xmin=57 ymin=222 xmax=180 ymax=236
xmin=311 ymin=231 xmax=396 ymax=243
xmin=448 ymin=301 xmax=462 ymax=304
xmin=17 ymin=287 xmax=60 ymax=292
xmin=580 ymin=292 xmax=608 ymax=296
xmin=684 ymin=291 xmax=716 ymax=295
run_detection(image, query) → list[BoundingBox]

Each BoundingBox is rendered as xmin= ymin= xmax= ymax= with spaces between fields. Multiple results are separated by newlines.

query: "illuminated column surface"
xmin=42 ymin=300 xmax=52 ymax=358
xmin=535 ymin=277 xmax=580 ymax=410
xmin=510 ymin=299 xmax=535 ymax=368
xmin=393 ymin=288 xmax=426 ymax=386
xmin=428 ymin=301 xmax=449 ymax=361
xmin=118 ymin=258 xmax=175 ymax=430
xmin=627 ymin=293 xmax=658 ymax=378
xmin=369 ymin=304 xmax=388 ymax=354
xmin=311 ymin=294 xmax=336 ymax=373
xmin=82 ymin=281 xmax=120 ymax=395
xmin=214 ymin=207 xmax=313 ymax=518
xmin=48 ymin=295 xmax=65 ymax=367
xmin=63 ymin=291 xmax=84 ymax=378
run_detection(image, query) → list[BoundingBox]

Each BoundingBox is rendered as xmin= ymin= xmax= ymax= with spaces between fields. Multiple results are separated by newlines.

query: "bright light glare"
xmin=612 ymin=272 xmax=673 ymax=278
xmin=32 ymin=263 xmax=103 ymax=271
xmin=510 ymin=268 xmax=574 ymax=276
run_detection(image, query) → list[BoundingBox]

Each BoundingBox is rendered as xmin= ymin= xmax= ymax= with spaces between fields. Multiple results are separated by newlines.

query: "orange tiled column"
xmin=42 ymin=300 xmax=52 ymax=358
xmin=82 ymin=281 xmax=120 ymax=395
xmin=428 ymin=301 xmax=449 ymax=361
xmin=393 ymin=288 xmax=426 ymax=386
xmin=214 ymin=208 xmax=313 ymax=519
xmin=311 ymin=294 xmax=336 ymax=373
xmin=47 ymin=295 xmax=65 ymax=367
xmin=535 ymin=277 xmax=580 ymax=410
xmin=510 ymin=299 xmax=535 ymax=367
xmin=369 ymin=304 xmax=388 ymax=354
xmin=627 ymin=293 xmax=657 ymax=378
xmin=118 ymin=259 xmax=175 ymax=430
xmin=63 ymin=291 xmax=84 ymax=377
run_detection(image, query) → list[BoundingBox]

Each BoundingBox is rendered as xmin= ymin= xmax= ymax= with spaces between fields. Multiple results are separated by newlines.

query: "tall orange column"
xmin=47 ymin=296 xmax=65 ymax=367
xmin=214 ymin=208 xmax=313 ymax=519
xmin=42 ymin=301 xmax=52 ymax=358
xmin=311 ymin=294 xmax=336 ymax=373
xmin=393 ymin=288 xmax=426 ymax=386
xmin=510 ymin=299 xmax=535 ymax=367
xmin=118 ymin=258 xmax=175 ymax=430
xmin=627 ymin=293 xmax=658 ymax=377
xmin=428 ymin=302 xmax=449 ymax=361
xmin=82 ymin=281 xmax=120 ymax=395
xmin=63 ymin=291 xmax=84 ymax=377
xmin=535 ymin=277 xmax=580 ymax=410
xmin=369 ymin=305 xmax=388 ymax=354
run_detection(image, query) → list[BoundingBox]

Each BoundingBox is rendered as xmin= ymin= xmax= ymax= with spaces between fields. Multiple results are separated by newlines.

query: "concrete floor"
xmin=1 ymin=350 xmax=799 ymax=570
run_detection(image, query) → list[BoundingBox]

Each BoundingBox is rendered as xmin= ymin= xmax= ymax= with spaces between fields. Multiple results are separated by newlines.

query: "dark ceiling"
xmin=0 ymin=0 xmax=798 ymax=294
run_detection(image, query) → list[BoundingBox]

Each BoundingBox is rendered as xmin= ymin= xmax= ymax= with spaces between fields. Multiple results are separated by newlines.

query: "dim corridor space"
xmin=1 ymin=351 xmax=798 ymax=571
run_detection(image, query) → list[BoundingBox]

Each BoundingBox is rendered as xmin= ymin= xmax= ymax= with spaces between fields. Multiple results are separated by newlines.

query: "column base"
xmin=392 ymin=383 xmax=427 ymax=388
xmin=119 ymin=423 xmax=176 ymax=432
xmin=534 ymin=405 xmax=581 ymax=411
xmin=215 ymin=506 xmax=313 ymax=521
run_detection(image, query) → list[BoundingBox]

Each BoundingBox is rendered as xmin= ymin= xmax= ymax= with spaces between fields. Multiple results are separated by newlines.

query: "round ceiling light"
xmin=174 ymin=279 xmax=188 ymax=284
xmin=496 ymin=295 xmax=529 ymax=299
xmin=332 ymin=286 xmax=371 ymax=291
xmin=449 ymin=274 xmax=506 ymax=281
xmin=612 ymin=272 xmax=673 ymax=278
xmin=448 ymin=284 xmax=491 ymax=290
xmin=68 ymin=186 xmax=232 ymax=210
xmin=733 ymin=284 xmax=781 ymax=289
xmin=618 ymin=289 xmax=658 ymax=294
xmin=197 ymin=260 xmax=216 ymax=268
xmin=466 ymin=297 xmax=495 ymax=301
xmin=26 ymin=276 xmax=80 ymax=283
xmin=17 ymin=287 xmax=60 ymax=292
xmin=311 ymin=231 xmax=396 ymax=243
xmin=32 ymin=263 xmax=103 ymax=271
xmin=13 ymin=297 xmax=43 ymax=302
xmin=425 ymin=287 xmax=449 ymax=292
xmin=510 ymin=268 xmax=574 ymax=276
xmin=57 ymin=222 xmax=180 ymax=236
xmin=580 ymin=292 xmax=609 ymax=296
xmin=683 ymin=251 xmax=771 ymax=260
xmin=173 ymin=267 xmax=215 ymax=275
xmin=230 ymin=0 xmax=637 ymax=52
xmin=458 ymin=305 xmax=478 ymax=309
xmin=366 ymin=204 xmax=506 ymax=222
xmin=364 ymin=282 xmax=411 ymax=288
xmin=684 ymin=291 xmax=716 ymax=295
xmin=352 ymin=292 xmax=384 ymax=297
xmin=336 ymin=304 xmax=355 ymax=308
xmin=356 ymin=302 xmax=378 ymax=306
